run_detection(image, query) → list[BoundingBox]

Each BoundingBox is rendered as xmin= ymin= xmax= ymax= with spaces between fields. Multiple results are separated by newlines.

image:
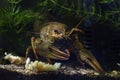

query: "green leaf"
xmin=99 ymin=0 xmax=114 ymax=4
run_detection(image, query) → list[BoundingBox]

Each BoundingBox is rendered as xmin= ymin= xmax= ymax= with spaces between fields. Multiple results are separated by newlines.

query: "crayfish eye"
xmin=54 ymin=30 xmax=61 ymax=34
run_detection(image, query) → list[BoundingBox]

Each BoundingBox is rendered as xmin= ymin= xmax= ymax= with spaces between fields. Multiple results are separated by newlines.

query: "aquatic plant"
xmin=48 ymin=0 xmax=85 ymax=18
xmin=35 ymin=0 xmax=95 ymax=26
xmin=93 ymin=0 xmax=120 ymax=28
xmin=0 ymin=0 xmax=38 ymax=54
xmin=35 ymin=0 xmax=120 ymax=28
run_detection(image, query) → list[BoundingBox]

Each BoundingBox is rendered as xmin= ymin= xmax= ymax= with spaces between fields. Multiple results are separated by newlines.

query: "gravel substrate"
xmin=0 ymin=64 xmax=119 ymax=80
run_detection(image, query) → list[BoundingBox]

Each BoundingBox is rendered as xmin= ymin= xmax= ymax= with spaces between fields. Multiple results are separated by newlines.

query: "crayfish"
xmin=26 ymin=22 xmax=105 ymax=73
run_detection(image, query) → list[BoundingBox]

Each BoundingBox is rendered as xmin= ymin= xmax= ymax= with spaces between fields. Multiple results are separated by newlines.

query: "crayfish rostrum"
xmin=26 ymin=22 xmax=105 ymax=73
